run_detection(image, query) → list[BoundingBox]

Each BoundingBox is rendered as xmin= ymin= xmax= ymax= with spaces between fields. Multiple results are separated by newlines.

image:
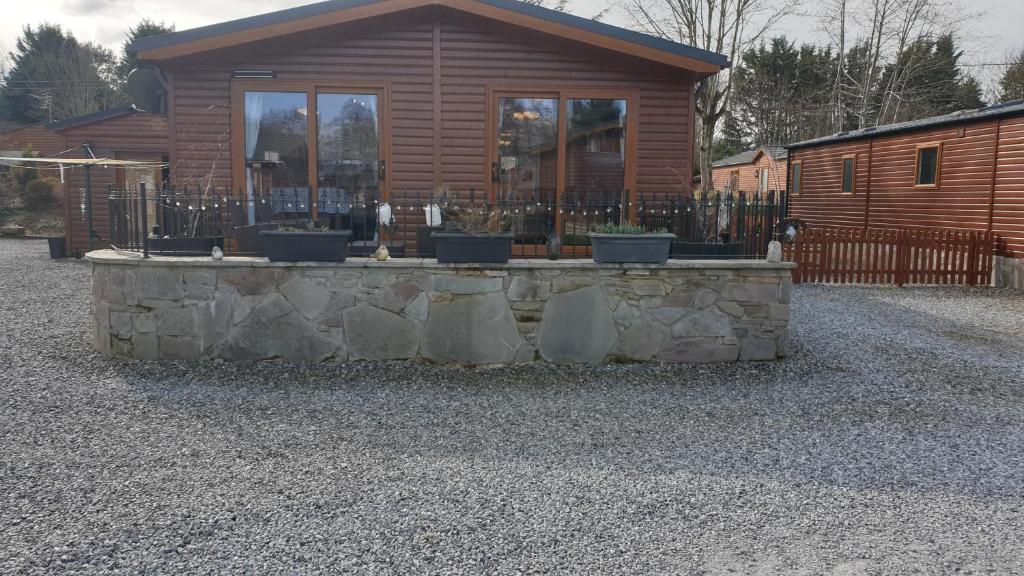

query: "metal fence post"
xmin=85 ymin=165 xmax=94 ymax=251
xmin=140 ymin=182 xmax=149 ymax=259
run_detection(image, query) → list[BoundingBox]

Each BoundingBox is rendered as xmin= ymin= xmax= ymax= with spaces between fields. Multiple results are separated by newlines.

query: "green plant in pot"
xmin=260 ymin=220 xmax=353 ymax=263
xmin=432 ymin=203 xmax=515 ymax=264
xmin=589 ymin=221 xmax=676 ymax=264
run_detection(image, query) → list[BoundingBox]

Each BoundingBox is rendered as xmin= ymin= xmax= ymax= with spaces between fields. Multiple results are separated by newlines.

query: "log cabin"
xmin=127 ymin=0 xmax=729 ymax=252
xmin=710 ymin=146 xmax=787 ymax=195
xmin=786 ymin=100 xmax=1024 ymax=289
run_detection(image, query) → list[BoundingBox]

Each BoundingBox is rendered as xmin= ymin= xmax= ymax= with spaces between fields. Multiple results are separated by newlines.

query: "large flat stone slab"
xmin=538 ymin=286 xmax=617 ymax=363
xmin=421 ymin=292 xmax=527 ymax=365
xmin=344 ymin=305 xmax=420 ymax=361
xmin=217 ymin=295 xmax=341 ymax=362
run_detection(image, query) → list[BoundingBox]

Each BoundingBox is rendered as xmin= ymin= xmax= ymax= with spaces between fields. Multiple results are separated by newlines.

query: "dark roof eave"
xmin=787 ymin=100 xmax=1024 ymax=150
xmin=47 ymin=106 xmax=139 ymax=132
xmin=129 ymin=0 xmax=730 ymax=71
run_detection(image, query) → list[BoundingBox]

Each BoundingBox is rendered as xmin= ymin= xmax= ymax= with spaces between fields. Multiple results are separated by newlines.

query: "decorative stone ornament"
xmin=546 ymin=233 xmax=562 ymax=260
xmin=766 ymin=241 xmax=783 ymax=263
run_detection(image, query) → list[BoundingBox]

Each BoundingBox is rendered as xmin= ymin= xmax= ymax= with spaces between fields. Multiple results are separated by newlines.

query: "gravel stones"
xmin=4 ymin=240 xmax=1024 ymax=574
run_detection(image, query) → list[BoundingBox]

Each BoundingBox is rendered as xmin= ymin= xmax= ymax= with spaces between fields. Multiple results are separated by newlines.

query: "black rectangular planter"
xmin=148 ymin=236 xmax=223 ymax=257
xmin=671 ymin=241 xmax=745 ymax=260
xmin=416 ymin=226 xmax=444 ymax=258
xmin=46 ymin=236 xmax=66 ymax=259
xmin=589 ymin=233 xmax=676 ymax=264
xmin=432 ymin=233 xmax=515 ymax=264
xmin=260 ymin=230 xmax=353 ymax=263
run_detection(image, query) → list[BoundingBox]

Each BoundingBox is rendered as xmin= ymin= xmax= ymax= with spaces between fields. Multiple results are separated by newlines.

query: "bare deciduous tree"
xmin=821 ymin=0 xmax=975 ymax=129
xmin=622 ymin=0 xmax=795 ymax=193
xmin=819 ymin=0 xmax=848 ymax=131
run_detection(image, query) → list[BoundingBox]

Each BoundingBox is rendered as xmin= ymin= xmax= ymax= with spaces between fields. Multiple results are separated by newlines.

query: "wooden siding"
xmin=56 ymin=113 xmax=169 ymax=256
xmin=788 ymin=139 xmax=870 ymax=228
xmin=789 ymin=114 xmax=1024 ymax=257
xmin=0 ymin=124 xmax=66 ymax=158
xmin=993 ymin=116 xmax=1024 ymax=256
xmin=710 ymin=152 xmax=787 ymax=194
xmin=440 ymin=10 xmax=692 ymax=199
xmin=163 ymin=6 xmax=696 ymax=201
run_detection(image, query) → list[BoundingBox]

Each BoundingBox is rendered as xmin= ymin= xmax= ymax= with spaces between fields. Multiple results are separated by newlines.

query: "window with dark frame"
xmin=791 ymin=162 xmax=802 ymax=196
xmin=916 ymin=145 xmax=940 ymax=186
xmin=841 ymin=156 xmax=855 ymax=194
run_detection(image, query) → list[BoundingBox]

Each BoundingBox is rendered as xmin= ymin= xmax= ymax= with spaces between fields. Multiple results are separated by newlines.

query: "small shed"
xmin=0 ymin=123 xmax=67 ymax=159
xmin=0 ymin=107 xmax=169 ymax=256
xmin=786 ymin=99 xmax=1024 ymax=289
xmin=49 ymin=107 xmax=170 ymax=256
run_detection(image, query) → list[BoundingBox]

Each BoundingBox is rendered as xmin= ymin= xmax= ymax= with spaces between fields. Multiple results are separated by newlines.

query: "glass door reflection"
xmin=565 ymin=98 xmax=627 ymax=204
xmin=243 ymin=91 xmax=311 ymax=224
xmin=317 ymin=92 xmax=381 ymax=239
xmin=497 ymin=97 xmax=559 ymax=203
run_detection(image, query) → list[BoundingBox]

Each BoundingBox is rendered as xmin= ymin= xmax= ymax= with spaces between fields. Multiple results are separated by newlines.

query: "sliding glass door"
xmin=490 ymin=90 xmax=634 ymax=207
xmin=236 ymin=81 xmax=388 ymax=231
xmin=243 ymin=91 xmax=311 ymax=223
xmin=565 ymin=98 xmax=627 ymax=204
xmin=496 ymin=96 xmax=559 ymax=203
xmin=316 ymin=93 xmax=381 ymax=231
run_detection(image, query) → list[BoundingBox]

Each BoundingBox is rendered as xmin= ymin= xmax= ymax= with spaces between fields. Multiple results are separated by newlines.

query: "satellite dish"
xmin=126 ymin=67 xmax=165 ymax=112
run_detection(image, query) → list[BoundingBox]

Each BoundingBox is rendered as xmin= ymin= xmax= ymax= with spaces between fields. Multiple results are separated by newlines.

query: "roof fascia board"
xmin=135 ymin=0 xmax=726 ymax=74
xmin=788 ymin=105 xmax=1024 ymax=150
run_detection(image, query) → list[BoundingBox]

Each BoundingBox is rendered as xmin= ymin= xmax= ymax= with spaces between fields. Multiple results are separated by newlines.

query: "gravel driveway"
xmin=2 ymin=238 xmax=1023 ymax=575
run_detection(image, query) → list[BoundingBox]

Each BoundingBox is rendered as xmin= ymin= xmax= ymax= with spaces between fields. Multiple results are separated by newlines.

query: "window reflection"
xmin=317 ymin=93 xmax=380 ymax=213
xmin=244 ymin=91 xmax=310 ymax=223
xmin=498 ymin=97 xmax=558 ymax=203
xmin=566 ymin=99 xmax=626 ymax=203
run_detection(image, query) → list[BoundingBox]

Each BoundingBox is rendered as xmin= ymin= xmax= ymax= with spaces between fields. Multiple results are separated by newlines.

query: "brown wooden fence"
xmin=783 ymin=227 xmax=995 ymax=286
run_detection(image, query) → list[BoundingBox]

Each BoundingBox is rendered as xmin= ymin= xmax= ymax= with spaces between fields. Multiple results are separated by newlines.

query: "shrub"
xmin=594 ymin=222 xmax=664 ymax=235
xmin=0 ymin=171 xmax=20 ymax=210
xmin=15 ymin=145 xmax=39 ymax=189
xmin=448 ymin=206 xmax=508 ymax=235
xmin=23 ymin=178 xmax=60 ymax=210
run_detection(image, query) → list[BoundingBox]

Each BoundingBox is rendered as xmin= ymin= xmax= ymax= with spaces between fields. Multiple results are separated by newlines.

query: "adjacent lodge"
xmin=0 ymin=107 xmax=169 ymax=256
xmin=785 ymin=100 xmax=1024 ymax=289
xmin=710 ymin=146 xmax=788 ymax=196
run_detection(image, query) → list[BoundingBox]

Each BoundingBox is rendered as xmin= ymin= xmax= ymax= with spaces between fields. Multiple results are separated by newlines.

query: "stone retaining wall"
xmin=87 ymin=251 xmax=795 ymax=365
xmin=995 ymin=256 xmax=1024 ymax=290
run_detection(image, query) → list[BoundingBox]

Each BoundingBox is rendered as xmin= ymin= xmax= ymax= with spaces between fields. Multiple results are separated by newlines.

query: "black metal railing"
xmin=108 ymin=184 xmax=786 ymax=259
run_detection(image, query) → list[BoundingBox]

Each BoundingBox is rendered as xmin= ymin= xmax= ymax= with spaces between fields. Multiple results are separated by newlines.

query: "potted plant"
xmin=432 ymin=205 xmax=514 ymax=264
xmin=260 ymin=221 xmax=353 ymax=263
xmin=589 ymin=222 xmax=676 ymax=264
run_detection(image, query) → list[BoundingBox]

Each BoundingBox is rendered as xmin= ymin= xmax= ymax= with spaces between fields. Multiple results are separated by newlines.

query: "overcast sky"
xmin=1 ymin=0 xmax=1020 ymax=93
